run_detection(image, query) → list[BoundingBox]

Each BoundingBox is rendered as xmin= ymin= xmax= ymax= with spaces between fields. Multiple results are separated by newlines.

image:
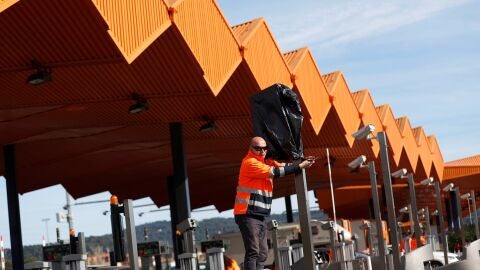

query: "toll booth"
xmin=200 ymin=240 xmax=226 ymax=270
xmin=137 ymin=241 xmax=170 ymax=270
xmin=27 ymin=232 xmax=87 ymax=270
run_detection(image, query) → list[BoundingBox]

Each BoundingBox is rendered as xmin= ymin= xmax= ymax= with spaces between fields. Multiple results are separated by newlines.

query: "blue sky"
xmin=1 ymin=0 xmax=480 ymax=247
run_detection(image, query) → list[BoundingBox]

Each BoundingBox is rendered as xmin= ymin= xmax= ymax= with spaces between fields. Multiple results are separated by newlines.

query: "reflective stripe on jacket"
xmin=233 ymin=151 xmax=281 ymax=216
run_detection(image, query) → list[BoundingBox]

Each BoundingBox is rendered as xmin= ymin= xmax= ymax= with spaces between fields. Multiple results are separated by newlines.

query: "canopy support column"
xmin=4 ymin=144 xmax=24 ymax=270
xmin=284 ymin=195 xmax=293 ymax=223
xmin=168 ymin=122 xmax=192 ymax=266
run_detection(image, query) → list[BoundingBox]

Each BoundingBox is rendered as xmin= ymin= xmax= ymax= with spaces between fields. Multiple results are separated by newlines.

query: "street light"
xmin=41 ymin=218 xmax=51 ymax=244
xmin=352 ymin=124 xmax=401 ymax=270
xmin=391 ymin=170 xmax=422 ymax=247
xmin=460 ymin=193 xmax=472 ymax=224
xmin=421 ymin=178 xmax=449 ymax=265
xmin=442 ymin=184 xmax=465 ymax=249
xmin=348 ymin=154 xmax=386 ymax=268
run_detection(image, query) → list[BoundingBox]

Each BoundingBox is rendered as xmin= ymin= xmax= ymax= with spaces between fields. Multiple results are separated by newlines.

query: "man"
xmin=233 ymin=136 xmax=315 ymax=270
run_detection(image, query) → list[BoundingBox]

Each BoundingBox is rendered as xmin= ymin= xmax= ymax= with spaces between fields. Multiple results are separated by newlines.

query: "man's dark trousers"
xmin=235 ymin=215 xmax=268 ymax=270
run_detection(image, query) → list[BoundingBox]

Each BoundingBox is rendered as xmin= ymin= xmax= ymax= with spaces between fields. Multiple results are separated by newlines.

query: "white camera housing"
xmin=348 ymin=155 xmax=367 ymax=169
xmin=391 ymin=168 xmax=407 ymax=178
xmin=352 ymin=124 xmax=376 ymax=140
xmin=399 ymin=206 xmax=409 ymax=213
xmin=442 ymin=183 xmax=454 ymax=192
xmin=460 ymin=193 xmax=471 ymax=200
xmin=420 ymin=177 xmax=434 ymax=186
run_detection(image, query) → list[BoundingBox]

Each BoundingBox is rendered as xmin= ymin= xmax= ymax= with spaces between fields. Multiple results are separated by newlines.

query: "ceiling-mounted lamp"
xmin=27 ymin=59 xmax=52 ymax=85
xmin=128 ymin=93 xmax=149 ymax=114
xmin=199 ymin=116 xmax=216 ymax=132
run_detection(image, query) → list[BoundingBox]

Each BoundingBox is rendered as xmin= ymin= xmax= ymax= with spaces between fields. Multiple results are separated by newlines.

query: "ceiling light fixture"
xmin=199 ymin=116 xmax=216 ymax=132
xmin=27 ymin=59 xmax=52 ymax=85
xmin=128 ymin=93 xmax=149 ymax=114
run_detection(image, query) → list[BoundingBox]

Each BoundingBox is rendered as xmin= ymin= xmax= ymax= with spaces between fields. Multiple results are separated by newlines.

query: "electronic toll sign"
xmin=43 ymin=244 xmax=70 ymax=261
xmin=137 ymin=241 xmax=169 ymax=257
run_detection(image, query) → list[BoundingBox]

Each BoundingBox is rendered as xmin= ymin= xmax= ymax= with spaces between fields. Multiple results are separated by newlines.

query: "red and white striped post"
xmin=0 ymin=235 xmax=5 ymax=270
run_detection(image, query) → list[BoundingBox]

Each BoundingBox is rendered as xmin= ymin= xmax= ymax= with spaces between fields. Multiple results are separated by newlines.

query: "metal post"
xmin=4 ymin=144 xmax=24 ymax=270
xmin=268 ymin=221 xmax=282 ymax=270
xmin=66 ymin=192 xmax=74 ymax=231
xmin=167 ymin=176 xmax=182 ymax=266
xmin=434 ymin=181 xmax=448 ymax=264
xmin=471 ymin=190 xmax=480 ymax=239
xmin=408 ymin=204 xmax=415 ymax=234
xmin=169 ymin=122 xmax=192 ymax=266
xmin=285 ymin=196 xmax=294 ymax=223
xmin=124 ymin=199 xmax=139 ymax=270
xmin=454 ymin=188 xmax=466 ymax=248
xmin=41 ymin=218 xmax=51 ymax=244
xmin=293 ymin=162 xmax=316 ymax=270
xmin=407 ymin=174 xmax=422 ymax=246
xmin=425 ymin=207 xmax=431 ymax=239
xmin=377 ymin=132 xmax=401 ymax=269
xmin=367 ymin=161 xmax=386 ymax=267
xmin=169 ymin=122 xmax=192 ymax=219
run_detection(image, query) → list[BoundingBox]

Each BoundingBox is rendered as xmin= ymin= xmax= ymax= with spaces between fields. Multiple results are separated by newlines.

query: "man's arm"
xmin=270 ymin=159 xmax=315 ymax=178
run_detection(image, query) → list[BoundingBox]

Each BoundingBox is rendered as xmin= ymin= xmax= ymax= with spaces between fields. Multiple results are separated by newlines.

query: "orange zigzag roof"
xmin=0 ymin=0 xmax=461 ymax=212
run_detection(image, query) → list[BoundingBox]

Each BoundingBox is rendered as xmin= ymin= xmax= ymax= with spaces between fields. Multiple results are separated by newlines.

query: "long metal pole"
xmin=367 ymin=161 xmax=386 ymax=267
xmin=407 ymin=174 xmax=422 ymax=246
xmin=294 ymin=162 xmax=316 ymax=270
xmin=66 ymin=192 xmax=74 ymax=231
xmin=455 ymin=188 xmax=466 ymax=248
xmin=124 ymin=199 xmax=139 ymax=270
xmin=434 ymin=182 xmax=448 ymax=264
xmin=4 ymin=144 xmax=25 ymax=270
xmin=425 ymin=207 xmax=431 ymax=238
xmin=377 ymin=132 xmax=401 ymax=269
xmin=471 ymin=190 xmax=480 ymax=239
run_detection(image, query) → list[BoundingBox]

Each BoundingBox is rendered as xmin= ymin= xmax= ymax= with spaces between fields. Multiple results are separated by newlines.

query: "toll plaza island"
xmin=0 ymin=1 xmax=479 ymax=270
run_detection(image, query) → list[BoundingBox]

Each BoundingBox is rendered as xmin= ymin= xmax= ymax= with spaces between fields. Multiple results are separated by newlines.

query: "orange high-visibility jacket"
xmin=233 ymin=151 xmax=281 ymax=216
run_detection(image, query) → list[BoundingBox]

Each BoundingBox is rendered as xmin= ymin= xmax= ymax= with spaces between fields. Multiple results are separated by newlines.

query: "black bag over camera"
xmin=251 ymin=83 xmax=304 ymax=161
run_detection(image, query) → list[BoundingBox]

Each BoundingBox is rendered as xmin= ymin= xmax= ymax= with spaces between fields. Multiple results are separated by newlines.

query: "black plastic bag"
xmin=251 ymin=83 xmax=304 ymax=161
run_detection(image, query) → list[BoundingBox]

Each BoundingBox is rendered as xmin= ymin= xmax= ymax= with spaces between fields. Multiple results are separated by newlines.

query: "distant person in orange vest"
xmin=233 ymin=136 xmax=315 ymax=270
xmin=224 ymin=255 xmax=240 ymax=270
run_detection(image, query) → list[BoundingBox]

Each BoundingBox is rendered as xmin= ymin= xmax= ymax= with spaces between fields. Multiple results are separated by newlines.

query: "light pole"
xmin=348 ymin=154 xmax=386 ymax=269
xmin=471 ymin=190 xmax=480 ymax=239
xmin=435 ymin=181 xmax=450 ymax=264
xmin=391 ymin=170 xmax=422 ymax=247
xmin=41 ymin=218 xmax=51 ymax=244
xmin=352 ymin=125 xmax=401 ymax=269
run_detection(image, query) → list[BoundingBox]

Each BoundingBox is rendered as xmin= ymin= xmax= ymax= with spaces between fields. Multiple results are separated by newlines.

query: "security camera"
xmin=348 ymin=155 xmax=367 ymax=169
xmin=391 ymin=168 xmax=407 ymax=178
xmin=442 ymin=183 xmax=454 ymax=192
xmin=267 ymin=220 xmax=279 ymax=230
xmin=352 ymin=124 xmax=375 ymax=140
xmin=431 ymin=210 xmax=439 ymax=216
xmin=420 ymin=177 xmax=434 ymax=186
xmin=399 ymin=206 xmax=409 ymax=213
xmin=418 ymin=208 xmax=425 ymax=215
xmin=460 ymin=193 xmax=471 ymax=200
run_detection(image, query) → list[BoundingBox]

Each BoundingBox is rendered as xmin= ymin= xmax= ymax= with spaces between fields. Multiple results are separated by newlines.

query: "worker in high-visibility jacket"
xmin=233 ymin=136 xmax=315 ymax=270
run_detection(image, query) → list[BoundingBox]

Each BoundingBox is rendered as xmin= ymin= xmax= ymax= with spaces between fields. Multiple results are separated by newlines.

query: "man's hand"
xmin=299 ymin=159 xmax=315 ymax=169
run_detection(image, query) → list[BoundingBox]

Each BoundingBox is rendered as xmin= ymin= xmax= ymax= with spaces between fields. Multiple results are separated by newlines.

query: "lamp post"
xmin=471 ymin=190 xmax=480 ymax=239
xmin=434 ymin=181 xmax=449 ymax=265
xmin=348 ymin=155 xmax=386 ymax=269
xmin=352 ymin=124 xmax=401 ymax=269
xmin=392 ymin=170 xmax=423 ymax=247
xmin=376 ymin=132 xmax=401 ymax=270
xmin=41 ymin=218 xmax=51 ymax=244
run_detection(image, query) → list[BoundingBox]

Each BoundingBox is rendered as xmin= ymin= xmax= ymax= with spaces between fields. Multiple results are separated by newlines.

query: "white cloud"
xmin=270 ymin=0 xmax=471 ymax=50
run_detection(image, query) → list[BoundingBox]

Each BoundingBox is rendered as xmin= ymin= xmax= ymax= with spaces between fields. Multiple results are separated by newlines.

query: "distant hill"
xmin=6 ymin=210 xmax=327 ymax=262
